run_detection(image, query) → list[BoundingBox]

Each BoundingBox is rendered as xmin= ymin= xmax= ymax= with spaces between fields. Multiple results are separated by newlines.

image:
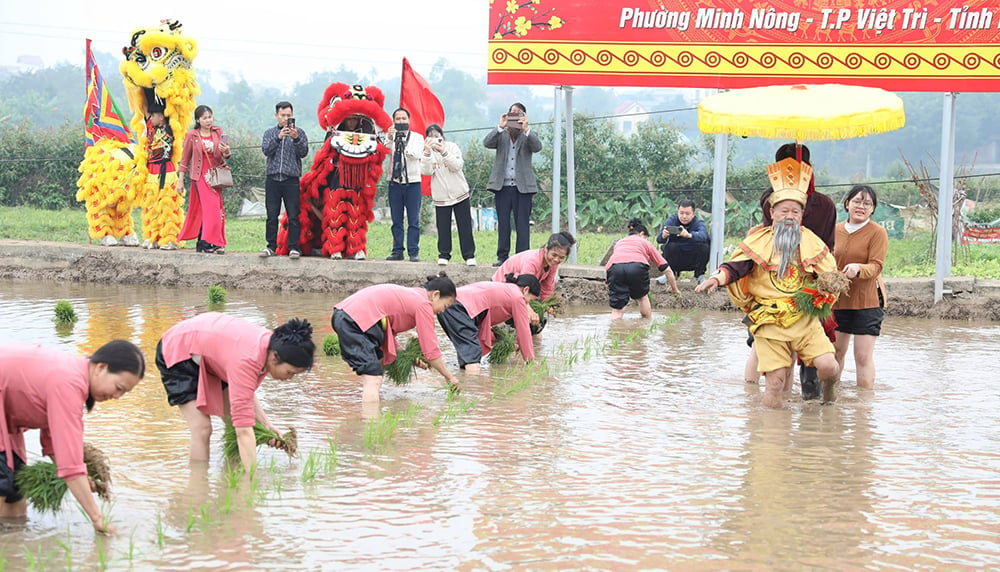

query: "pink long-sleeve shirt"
xmin=335 ymin=284 xmax=443 ymax=364
xmin=456 ymin=282 xmax=535 ymax=362
xmin=605 ymin=234 xmax=669 ymax=271
xmin=159 ymin=312 xmax=271 ymax=428
xmin=492 ymin=248 xmax=559 ymax=300
xmin=0 ymin=344 xmax=90 ymax=479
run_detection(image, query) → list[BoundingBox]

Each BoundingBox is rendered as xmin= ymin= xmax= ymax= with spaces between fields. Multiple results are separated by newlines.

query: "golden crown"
xmin=766 ymin=158 xmax=811 ymax=207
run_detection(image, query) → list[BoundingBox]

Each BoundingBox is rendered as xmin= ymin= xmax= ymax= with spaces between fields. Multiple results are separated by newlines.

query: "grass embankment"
xmin=1 ymin=207 xmax=998 ymax=279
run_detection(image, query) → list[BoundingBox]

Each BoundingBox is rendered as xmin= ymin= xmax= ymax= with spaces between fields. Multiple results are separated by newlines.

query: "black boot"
xmin=800 ymin=364 xmax=821 ymax=400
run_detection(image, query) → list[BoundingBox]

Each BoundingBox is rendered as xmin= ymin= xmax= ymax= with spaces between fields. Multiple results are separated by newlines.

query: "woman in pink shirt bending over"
xmin=492 ymin=231 xmax=575 ymax=333
xmin=438 ymin=274 xmax=541 ymax=374
xmin=606 ymin=218 xmax=680 ymax=319
xmin=156 ymin=313 xmax=315 ymax=472
xmin=332 ymin=273 xmax=461 ymax=404
xmin=0 ymin=340 xmax=145 ymax=534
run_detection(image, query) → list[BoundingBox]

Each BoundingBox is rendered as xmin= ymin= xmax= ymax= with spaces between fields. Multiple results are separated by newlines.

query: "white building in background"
xmin=612 ymin=101 xmax=651 ymax=136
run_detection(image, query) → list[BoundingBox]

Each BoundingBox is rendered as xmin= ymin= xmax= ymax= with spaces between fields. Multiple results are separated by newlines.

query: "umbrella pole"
xmin=709 ymin=133 xmax=728 ymax=271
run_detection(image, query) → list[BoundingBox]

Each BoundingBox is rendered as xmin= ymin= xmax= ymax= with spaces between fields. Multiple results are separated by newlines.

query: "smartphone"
xmin=287 ymin=118 xmax=296 ymax=128
xmin=220 ymin=134 xmax=229 ymax=145
xmin=666 ymin=225 xmax=683 ymax=235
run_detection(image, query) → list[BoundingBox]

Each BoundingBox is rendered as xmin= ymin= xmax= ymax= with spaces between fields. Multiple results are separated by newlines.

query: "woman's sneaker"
xmin=437 ymin=258 xmax=448 ymax=266
xmin=260 ymin=248 xmax=274 ymax=258
xmin=466 ymin=258 xmax=477 ymax=266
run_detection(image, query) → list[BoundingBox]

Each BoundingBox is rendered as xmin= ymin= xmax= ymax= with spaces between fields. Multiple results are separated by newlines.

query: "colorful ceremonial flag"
xmin=84 ymin=39 xmax=131 ymax=147
xmin=400 ymin=58 xmax=445 ymax=196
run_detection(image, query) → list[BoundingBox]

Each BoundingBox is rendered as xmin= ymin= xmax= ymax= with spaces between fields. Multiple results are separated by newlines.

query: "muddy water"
xmin=0 ymin=280 xmax=998 ymax=570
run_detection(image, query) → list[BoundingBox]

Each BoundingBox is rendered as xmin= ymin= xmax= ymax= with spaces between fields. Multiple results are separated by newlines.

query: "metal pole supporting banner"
xmin=934 ymin=92 xmax=957 ymax=302
xmin=709 ymin=133 xmax=728 ymax=272
xmin=565 ymin=86 xmax=577 ymax=263
xmin=552 ymin=87 xmax=562 ymax=234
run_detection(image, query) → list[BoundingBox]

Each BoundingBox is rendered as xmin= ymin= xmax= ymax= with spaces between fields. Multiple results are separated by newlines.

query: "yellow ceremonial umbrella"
xmin=697 ymin=83 xmax=905 ymax=141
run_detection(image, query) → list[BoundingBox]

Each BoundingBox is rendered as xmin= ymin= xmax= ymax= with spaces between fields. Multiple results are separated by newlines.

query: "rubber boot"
xmin=800 ymin=364 xmax=821 ymax=400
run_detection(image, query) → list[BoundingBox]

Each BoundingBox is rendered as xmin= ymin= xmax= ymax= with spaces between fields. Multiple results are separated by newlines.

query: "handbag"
xmin=205 ymin=165 xmax=233 ymax=189
xmin=203 ymin=136 xmax=233 ymax=188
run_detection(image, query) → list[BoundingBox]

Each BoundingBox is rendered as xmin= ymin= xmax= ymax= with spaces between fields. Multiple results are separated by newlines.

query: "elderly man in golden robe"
xmin=696 ymin=158 xmax=841 ymax=408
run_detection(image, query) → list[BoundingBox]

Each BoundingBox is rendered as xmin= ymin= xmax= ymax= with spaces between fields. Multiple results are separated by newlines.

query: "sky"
xmin=0 ymin=0 xmax=488 ymax=87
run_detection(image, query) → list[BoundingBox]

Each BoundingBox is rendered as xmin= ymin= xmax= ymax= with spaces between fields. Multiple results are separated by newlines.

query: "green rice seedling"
xmin=155 ymin=512 xmax=165 ymax=548
xmin=185 ymin=507 xmax=197 ymax=533
xmin=363 ymin=410 xmax=404 ymax=450
xmin=433 ymin=394 xmax=480 ymax=426
xmin=301 ymin=451 xmax=321 ymax=482
xmin=487 ymin=325 xmax=517 ymax=364
xmin=15 ymin=443 xmax=112 ymax=513
xmin=207 ymin=284 xmax=228 ymax=304
xmin=221 ymin=421 xmax=297 ymax=461
xmin=322 ymin=333 xmax=341 ymax=357
xmin=96 ymin=536 xmax=107 ymax=570
xmin=53 ymin=300 xmax=78 ymax=324
xmin=529 ymin=293 xmax=565 ymax=322
xmin=53 ymin=536 xmax=71 ymax=571
xmin=383 ymin=337 xmax=425 ymax=385
xmin=128 ymin=528 xmax=138 ymax=562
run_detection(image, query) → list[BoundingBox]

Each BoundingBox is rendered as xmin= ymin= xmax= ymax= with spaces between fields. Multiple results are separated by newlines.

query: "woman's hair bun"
xmin=274 ymin=318 xmax=313 ymax=344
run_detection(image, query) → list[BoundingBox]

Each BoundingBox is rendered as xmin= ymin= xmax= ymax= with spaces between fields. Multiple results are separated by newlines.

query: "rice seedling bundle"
xmin=15 ymin=443 xmax=112 ymax=513
xmin=221 ymin=422 xmax=298 ymax=460
xmin=383 ymin=336 xmax=426 ymax=385
xmin=322 ymin=333 xmax=341 ymax=357
xmin=488 ymin=325 xmax=517 ymax=364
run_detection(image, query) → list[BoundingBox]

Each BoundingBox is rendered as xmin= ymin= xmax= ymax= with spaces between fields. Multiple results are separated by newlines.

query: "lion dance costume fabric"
xmin=277 ymin=83 xmax=391 ymax=259
xmin=75 ymin=20 xmax=199 ymax=249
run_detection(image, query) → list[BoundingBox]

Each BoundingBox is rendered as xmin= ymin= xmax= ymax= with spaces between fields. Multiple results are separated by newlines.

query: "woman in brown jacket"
xmin=178 ymin=105 xmax=231 ymax=254
xmin=833 ymin=184 xmax=889 ymax=389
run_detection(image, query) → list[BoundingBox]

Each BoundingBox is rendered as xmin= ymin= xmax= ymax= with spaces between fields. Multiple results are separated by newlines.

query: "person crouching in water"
xmin=438 ymin=274 xmax=542 ymax=373
xmin=156 ymin=313 xmax=315 ymax=472
xmin=695 ymin=158 xmax=841 ymax=408
xmin=332 ymin=273 xmax=462 ymax=404
xmin=0 ymin=340 xmax=145 ymax=534
xmin=606 ymin=218 xmax=680 ymax=319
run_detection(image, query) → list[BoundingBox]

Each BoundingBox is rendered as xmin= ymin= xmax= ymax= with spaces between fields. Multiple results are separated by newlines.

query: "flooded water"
xmin=0 ymin=280 xmax=998 ymax=570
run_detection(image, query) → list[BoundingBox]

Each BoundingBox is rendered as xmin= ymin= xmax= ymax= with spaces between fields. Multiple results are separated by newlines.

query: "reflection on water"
xmin=1 ymin=280 xmax=999 ymax=569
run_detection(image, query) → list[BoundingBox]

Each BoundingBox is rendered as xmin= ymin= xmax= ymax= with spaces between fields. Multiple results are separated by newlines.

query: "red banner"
xmin=962 ymin=225 xmax=1000 ymax=244
xmin=487 ymin=0 xmax=1000 ymax=91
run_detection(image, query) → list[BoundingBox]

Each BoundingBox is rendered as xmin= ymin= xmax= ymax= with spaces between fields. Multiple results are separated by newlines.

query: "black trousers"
xmin=495 ymin=185 xmax=534 ymax=261
xmin=265 ymin=176 xmax=301 ymax=251
xmin=663 ymin=241 xmax=710 ymax=277
xmin=435 ymin=198 xmax=476 ymax=261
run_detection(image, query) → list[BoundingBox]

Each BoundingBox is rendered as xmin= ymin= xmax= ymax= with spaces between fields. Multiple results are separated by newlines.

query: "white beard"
xmin=773 ymin=218 xmax=801 ymax=279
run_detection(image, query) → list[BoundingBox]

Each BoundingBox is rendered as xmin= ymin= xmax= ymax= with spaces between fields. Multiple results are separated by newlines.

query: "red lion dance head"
xmin=278 ymin=82 xmax=392 ymax=259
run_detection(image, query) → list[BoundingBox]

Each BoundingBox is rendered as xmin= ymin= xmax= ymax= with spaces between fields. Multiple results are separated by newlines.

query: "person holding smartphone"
xmin=178 ymin=105 xmax=231 ymax=254
xmin=260 ymin=101 xmax=309 ymax=259
xmin=421 ymin=124 xmax=476 ymax=267
xmin=656 ymin=198 xmax=710 ymax=285
xmin=484 ymin=102 xmax=543 ymax=266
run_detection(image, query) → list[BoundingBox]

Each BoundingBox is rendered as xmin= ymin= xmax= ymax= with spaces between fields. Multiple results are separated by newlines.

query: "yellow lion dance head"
xmin=120 ymin=19 xmax=199 ymax=165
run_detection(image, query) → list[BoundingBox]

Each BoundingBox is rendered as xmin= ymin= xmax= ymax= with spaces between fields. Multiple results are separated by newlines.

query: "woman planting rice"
xmin=156 ymin=313 xmax=314 ymax=472
xmin=0 ymin=340 xmax=145 ymax=534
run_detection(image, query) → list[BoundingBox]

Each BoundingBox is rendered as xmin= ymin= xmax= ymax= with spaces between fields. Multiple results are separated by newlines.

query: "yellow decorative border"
xmin=488 ymin=42 xmax=1000 ymax=78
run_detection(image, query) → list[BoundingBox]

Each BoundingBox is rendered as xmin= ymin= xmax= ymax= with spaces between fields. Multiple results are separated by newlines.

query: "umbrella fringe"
xmin=699 ymin=116 xmax=906 ymax=141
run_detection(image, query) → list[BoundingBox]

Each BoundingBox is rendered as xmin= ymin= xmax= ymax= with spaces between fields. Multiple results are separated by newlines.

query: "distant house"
xmin=613 ymin=101 xmax=650 ymax=136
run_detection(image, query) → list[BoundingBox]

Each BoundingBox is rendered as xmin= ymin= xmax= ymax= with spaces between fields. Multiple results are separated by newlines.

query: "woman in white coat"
xmin=421 ymin=124 xmax=477 ymax=266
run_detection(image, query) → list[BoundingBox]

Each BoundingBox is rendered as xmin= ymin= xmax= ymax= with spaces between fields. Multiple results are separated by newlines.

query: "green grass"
xmin=2 ymin=207 xmax=998 ymax=277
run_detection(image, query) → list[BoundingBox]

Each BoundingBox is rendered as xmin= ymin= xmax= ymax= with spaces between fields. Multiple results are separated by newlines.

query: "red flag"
xmin=400 ymin=58 xmax=445 ymax=196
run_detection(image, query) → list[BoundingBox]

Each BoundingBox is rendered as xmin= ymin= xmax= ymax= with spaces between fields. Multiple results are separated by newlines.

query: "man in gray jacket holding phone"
xmin=484 ymin=102 xmax=543 ymax=267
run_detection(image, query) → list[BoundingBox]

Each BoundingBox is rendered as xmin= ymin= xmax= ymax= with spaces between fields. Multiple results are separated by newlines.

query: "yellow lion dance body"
xmin=75 ymin=20 xmax=198 ymax=248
